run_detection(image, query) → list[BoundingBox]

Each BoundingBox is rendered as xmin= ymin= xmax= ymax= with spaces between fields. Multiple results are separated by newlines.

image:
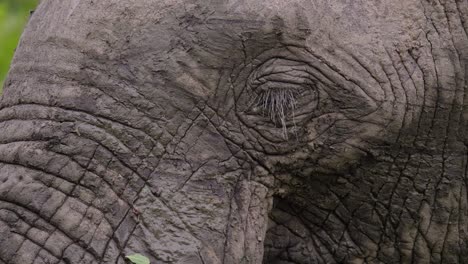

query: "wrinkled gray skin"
xmin=0 ymin=0 xmax=467 ymax=263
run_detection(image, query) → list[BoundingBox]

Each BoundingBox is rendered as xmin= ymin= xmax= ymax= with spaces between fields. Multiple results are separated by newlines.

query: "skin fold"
xmin=0 ymin=0 xmax=467 ymax=263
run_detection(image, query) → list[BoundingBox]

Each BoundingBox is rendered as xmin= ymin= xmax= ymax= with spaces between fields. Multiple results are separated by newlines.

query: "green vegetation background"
xmin=0 ymin=0 xmax=38 ymax=91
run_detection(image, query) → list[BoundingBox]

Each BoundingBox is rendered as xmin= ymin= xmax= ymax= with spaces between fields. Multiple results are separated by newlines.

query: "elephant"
xmin=0 ymin=0 xmax=467 ymax=263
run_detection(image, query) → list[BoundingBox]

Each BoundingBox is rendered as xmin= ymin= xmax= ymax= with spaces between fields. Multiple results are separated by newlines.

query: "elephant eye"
xmin=243 ymin=63 xmax=319 ymax=140
xmin=236 ymin=57 xmax=326 ymax=140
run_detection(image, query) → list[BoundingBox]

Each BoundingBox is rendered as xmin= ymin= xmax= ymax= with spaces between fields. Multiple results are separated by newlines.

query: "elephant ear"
xmin=125 ymin=254 xmax=151 ymax=264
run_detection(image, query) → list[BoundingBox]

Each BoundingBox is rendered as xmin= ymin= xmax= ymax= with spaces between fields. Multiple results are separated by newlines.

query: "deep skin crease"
xmin=0 ymin=0 xmax=467 ymax=263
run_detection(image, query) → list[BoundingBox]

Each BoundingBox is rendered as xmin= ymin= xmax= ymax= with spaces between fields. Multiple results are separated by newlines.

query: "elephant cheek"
xmin=120 ymin=120 xmax=274 ymax=263
xmin=130 ymin=176 xmax=272 ymax=263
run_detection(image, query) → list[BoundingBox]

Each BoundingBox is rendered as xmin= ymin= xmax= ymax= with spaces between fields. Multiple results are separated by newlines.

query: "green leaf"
xmin=125 ymin=254 xmax=150 ymax=264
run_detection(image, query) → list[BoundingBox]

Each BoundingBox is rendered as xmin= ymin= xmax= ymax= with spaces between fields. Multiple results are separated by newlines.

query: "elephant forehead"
xmin=16 ymin=0 xmax=436 ymax=111
xmin=141 ymin=0 xmax=425 ymax=97
xmin=179 ymin=0 xmax=424 ymax=46
xmin=219 ymin=0 xmax=425 ymax=42
xmin=152 ymin=0 xmax=426 ymax=55
xmin=26 ymin=0 xmax=425 ymax=54
xmin=24 ymin=0 xmax=426 ymax=76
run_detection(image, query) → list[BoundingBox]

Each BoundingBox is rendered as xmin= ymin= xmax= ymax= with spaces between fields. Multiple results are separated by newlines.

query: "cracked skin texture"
xmin=0 ymin=0 xmax=467 ymax=263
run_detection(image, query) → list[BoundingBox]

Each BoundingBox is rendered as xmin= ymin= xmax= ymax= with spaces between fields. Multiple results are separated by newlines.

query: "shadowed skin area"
xmin=0 ymin=0 xmax=467 ymax=263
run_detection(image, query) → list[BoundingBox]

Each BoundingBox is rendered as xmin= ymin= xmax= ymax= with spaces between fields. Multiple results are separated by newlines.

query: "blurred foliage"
xmin=0 ymin=0 xmax=38 ymax=91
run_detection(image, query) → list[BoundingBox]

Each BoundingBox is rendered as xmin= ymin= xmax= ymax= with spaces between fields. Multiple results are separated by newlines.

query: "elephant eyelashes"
xmin=249 ymin=88 xmax=300 ymax=137
xmin=245 ymin=82 xmax=318 ymax=140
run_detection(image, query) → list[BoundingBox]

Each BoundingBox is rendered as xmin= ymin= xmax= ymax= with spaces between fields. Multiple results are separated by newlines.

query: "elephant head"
xmin=0 ymin=0 xmax=467 ymax=263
